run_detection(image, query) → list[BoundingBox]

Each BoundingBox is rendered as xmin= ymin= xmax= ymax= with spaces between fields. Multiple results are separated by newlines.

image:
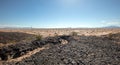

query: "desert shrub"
xmin=108 ymin=33 xmax=113 ymax=38
xmin=35 ymin=34 xmax=43 ymax=41
xmin=108 ymin=33 xmax=116 ymax=40
xmin=70 ymin=32 xmax=78 ymax=36
xmin=106 ymin=33 xmax=120 ymax=40
xmin=54 ymin=33 xmax=58 ymax=37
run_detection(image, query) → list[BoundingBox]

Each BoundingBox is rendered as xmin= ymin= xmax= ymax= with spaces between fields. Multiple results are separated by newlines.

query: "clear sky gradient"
xmin=0 ymin=0 xmax=120 ymax=28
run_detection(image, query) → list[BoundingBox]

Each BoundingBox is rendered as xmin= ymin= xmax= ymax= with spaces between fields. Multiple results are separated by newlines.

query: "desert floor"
xmin=0 ymin=28 xmax=120 ymax=65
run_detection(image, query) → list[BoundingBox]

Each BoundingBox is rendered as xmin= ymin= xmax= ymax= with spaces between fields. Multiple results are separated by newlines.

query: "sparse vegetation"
xmin=35 ymin=34 xmax=43 ymax=41
xmin=54 ymin=32 xmax=58 ymax=37
xmin=70 ymin=32 xmax=78 ymax=36
xmin=107 ymin=32 xmax=120 ymax=40
xmin=108 ymin=33 xmax=113 ymax=39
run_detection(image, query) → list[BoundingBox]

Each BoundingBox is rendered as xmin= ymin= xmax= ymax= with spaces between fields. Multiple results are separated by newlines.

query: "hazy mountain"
xmin=103 ymin=26 xmax=120 ymax=28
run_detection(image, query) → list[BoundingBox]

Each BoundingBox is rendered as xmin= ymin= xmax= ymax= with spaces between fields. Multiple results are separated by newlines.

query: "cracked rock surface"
xmin=1 ymin=33 xmax=120 ymax=65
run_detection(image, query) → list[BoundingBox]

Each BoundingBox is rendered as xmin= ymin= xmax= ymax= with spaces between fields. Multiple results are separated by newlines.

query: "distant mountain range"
xmin=102 ymin=26 xmax=120 ymax=28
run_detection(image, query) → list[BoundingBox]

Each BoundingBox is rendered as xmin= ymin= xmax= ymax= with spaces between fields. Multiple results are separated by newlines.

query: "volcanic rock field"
xmin=0 ymin=29 xmax=120 ymax=65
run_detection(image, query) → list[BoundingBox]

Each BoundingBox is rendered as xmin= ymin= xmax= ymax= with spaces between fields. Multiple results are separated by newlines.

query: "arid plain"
xmin=0 ymin=28 xmax=120 ymax=65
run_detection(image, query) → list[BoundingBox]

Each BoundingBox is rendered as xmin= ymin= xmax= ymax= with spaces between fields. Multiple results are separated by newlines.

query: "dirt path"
xmin=7 ymin=47 xmax=48 ymax=62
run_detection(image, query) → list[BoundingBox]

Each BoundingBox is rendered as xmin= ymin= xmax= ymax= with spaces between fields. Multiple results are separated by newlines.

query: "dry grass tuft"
xmin=70 ymin=32 xmax=78 ymax=36
xmin=35 ymin=34 xmax=43 ymax=41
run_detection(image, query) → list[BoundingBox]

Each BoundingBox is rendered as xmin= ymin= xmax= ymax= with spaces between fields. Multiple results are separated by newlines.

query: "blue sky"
xmin=0 ymin=0 xmax=120 ymax=28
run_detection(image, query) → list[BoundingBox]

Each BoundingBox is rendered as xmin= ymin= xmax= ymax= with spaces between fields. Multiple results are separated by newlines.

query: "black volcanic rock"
xmin=1 ymin=33 xmax=120 ymax=65
xmin=0 ymin=35 xmax=70 ymax=61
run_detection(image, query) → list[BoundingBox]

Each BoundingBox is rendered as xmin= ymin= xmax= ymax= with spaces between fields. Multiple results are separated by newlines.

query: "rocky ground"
xmin=0 ymin=32 xmax=35 ymax=48
xmin=0 ymin=32 xmax=120 ymax=65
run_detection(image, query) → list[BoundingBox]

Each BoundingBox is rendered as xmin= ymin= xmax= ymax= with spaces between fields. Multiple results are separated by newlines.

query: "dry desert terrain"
xmin=0 ymin=28 xmax=120 ymax=65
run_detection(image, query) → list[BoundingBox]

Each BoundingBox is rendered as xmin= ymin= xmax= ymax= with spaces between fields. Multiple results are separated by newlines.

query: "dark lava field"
xmin=0 ymin=32 xmax=120 ymax=65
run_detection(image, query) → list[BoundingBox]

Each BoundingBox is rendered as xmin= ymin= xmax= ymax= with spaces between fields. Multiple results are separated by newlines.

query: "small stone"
xmin=61 ymin=39 xmax=68 ymax=45
xmin=59 ymin=63 xmax=65 ymax=65
xmin=63 ymin=59 xmax=68 ymax=63
xmin=71 ymin=60 xmax=76 ymax=64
